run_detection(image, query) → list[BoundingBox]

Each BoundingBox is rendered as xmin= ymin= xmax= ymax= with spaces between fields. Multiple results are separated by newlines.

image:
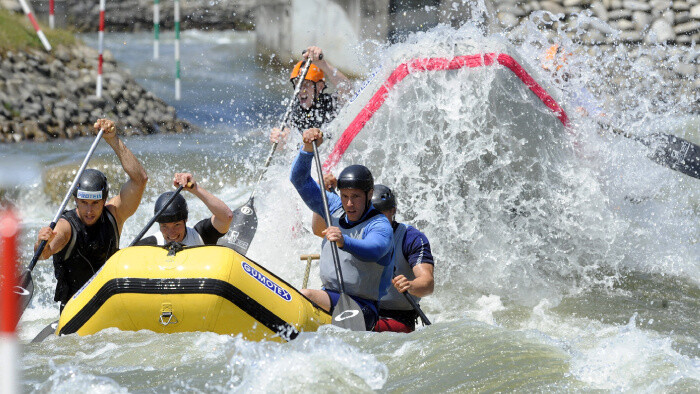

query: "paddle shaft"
xmin=401 ymin=289 xmax=431 ymax=325
xmin=310 ymin=140 xmax=348 ymax=293
xmin=250 ymin=56 xmax=315 ymax=200
xmin=129 ymin=183 xmax=188 ymax=246
xmin=26 ymin=129 xmax=104 ymax=273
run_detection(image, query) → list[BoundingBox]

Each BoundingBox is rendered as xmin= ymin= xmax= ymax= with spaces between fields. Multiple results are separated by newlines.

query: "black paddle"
xmin=220 ymin=54 xmax=318 ymax=255
xmin=14 ymin=129 xmax=104 ymax=325
xmin=129 ymin=183 xmax=190 ymax=246
xmin=310 ymin=139 xmax=367 ymax=331
xmin=601 ymin=122 xmax=700 ymax=180
xmin=398 ymin=281 xmax=432 ymax=326
xmin=31 ymin=320 xmax=58 ymax=343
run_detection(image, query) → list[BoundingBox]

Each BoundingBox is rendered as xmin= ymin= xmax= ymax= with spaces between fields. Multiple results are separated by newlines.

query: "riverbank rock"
xmin=53 ymin=0 xmax=256 ymax=32
xmin=0 ymin=43 xmax=193 ymax=143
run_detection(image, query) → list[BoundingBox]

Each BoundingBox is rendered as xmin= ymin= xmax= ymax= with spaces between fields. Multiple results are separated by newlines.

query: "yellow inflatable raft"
xmin=55 ymin=245 xmax=331 ymax=341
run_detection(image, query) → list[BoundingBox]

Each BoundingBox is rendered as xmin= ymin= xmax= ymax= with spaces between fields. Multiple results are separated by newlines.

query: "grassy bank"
xmin=0 ymin=9 xmax=76 ymax=52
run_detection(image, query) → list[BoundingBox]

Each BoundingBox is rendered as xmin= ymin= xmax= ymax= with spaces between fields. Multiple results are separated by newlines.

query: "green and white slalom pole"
xmin=153 ymin=0 xmax=160 ymax=59
xmin=174 ymin=0 xmax=181 ymax=100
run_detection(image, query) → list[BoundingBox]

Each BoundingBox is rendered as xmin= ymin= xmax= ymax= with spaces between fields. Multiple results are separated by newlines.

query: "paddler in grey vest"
xmin=371 ymin=185 xmax=434 ymax=333
xmin=312 ymin=183 xmax=435 ymax=333
xmin=137 ymin=172 xmax=233 ymax=246
xmin=290 ymin=128 xmax=394 ymax=331
xmin=34 ymin=118 xmax=148 ymax=311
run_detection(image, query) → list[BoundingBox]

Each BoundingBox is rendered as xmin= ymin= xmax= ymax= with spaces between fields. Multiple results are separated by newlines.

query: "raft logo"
xmin=240 ymin=206 xmax=253 ymax=215
xmin=242 ymin=261 xmax=292 ymax=302
xmin=334 ymin=310 xmax=360 ymax=321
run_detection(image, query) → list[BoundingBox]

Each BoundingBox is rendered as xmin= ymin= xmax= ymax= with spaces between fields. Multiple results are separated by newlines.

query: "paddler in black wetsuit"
xmin=34 ymin=118 xmax=148 ymax=311
xmin=270 ymin=45 xmax=352 ymax=146
xmin=136 ymin=172 xmax=233 ymax=247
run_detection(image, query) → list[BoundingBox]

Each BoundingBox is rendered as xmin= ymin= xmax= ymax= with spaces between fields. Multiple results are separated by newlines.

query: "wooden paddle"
xmin=310 ymin=140 xmax=367 ymax=331
xmin=601 ymin=122 xmax=700 ymax=180
xmin=220 ymin=55 xmax=317 ymax=255
xmin=14 ymin=129 xmax=104 ymax=327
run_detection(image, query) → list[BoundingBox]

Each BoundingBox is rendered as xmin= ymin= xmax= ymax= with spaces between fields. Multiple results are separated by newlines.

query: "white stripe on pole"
xmin=18 ymin=0 xmax=51 ymax=51
xmin=96 ymin=0 xmax=106 ymax=98
xmin=174 ymin=0 xmax=181 ymax=100
xmin=153 ymin=0 xmax=160 ymax=59
xmin=49 ymin=0 xmax=55 ymax=29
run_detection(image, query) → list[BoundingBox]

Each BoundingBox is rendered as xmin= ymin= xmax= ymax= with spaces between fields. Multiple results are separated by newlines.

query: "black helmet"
xmin=73 ymin=169 xmax=109 ymax=200
xmin=337 ymin=165 xmax=374 ymax=192
xmin=371 ymin=184 xmax=396 ymax=212
xmin=155 ymin=191 xmax=188 ymax=223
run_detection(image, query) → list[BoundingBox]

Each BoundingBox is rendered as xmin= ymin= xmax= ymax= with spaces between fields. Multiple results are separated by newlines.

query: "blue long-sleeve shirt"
xmin=290 ymin=150 xmax=393 ymax=264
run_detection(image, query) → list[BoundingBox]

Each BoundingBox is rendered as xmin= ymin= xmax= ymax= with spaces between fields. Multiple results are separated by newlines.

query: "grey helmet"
xmin=73 ymin=169 xmax=109 ymax=200
xmin=371 ymin=184 xmax=396 ymax=212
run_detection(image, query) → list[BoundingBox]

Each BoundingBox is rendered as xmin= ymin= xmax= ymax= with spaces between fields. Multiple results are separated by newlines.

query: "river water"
xmin=2 ymin=19 xmax=699 ymax=393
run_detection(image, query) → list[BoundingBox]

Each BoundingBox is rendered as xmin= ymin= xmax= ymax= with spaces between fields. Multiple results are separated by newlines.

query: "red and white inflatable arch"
xmin=323 ymin=53 xmax=570 ymax=172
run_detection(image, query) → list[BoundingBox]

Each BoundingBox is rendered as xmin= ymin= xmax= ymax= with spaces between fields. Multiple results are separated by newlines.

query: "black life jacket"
xmin=290 ymin=93 xmax=337 ymax=130
xmin=52 ymin=208 xmax=119 ymax=306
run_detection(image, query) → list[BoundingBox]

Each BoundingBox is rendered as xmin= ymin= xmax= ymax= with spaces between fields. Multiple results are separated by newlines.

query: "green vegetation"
xmin=0 ymin=9 xmax=76 ymax=52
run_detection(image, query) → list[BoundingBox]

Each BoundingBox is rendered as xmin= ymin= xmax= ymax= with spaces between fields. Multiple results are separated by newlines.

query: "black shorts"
xmin=378 ymin=308 xmax=419 ymax=331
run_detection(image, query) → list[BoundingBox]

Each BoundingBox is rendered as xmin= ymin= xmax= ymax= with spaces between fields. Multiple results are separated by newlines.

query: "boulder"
xmin=647 ymin=18 xmax=676 ymax=43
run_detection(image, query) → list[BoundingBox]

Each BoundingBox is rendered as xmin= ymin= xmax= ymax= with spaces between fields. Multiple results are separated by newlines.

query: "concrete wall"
xmin=255 ymin=0 xmax=486 ymax=76
xmin=256 ymin=0 xmax=390 ymax=76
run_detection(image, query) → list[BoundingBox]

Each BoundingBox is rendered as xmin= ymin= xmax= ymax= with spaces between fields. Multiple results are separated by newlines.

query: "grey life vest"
xmin=319 ymin=209 xmax=387 ymax=301
xmin=379 ymin=223 xmax=421 ymax=310
xmin=153 ymin=226 xmax=204 ymax=246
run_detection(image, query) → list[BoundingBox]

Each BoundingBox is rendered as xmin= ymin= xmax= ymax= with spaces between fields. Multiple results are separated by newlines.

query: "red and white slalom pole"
xmin=96 ymin=0 xmax=106 ymax=98
xmin=0 ymin=208 xmax=20 ymax=394
xmin=49 ymin=0 xmax=55 ymax=29
xmin=18 ymin=0 xmax=51 ymax=51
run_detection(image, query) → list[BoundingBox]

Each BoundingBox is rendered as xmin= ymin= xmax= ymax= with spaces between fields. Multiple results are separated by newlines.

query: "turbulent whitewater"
xmin=3 ymin=17 xmax=699 ymax=392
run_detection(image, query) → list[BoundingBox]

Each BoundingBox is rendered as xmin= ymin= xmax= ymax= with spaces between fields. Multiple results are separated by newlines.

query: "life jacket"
xmin=379 ymin=223 xmax=422 ymax=311
xmin=290 ymin=93 xmax=337 ymax=130
xmin=52 ymin=208 xmax=119 ymax=305
xmin=153 ymin=226 xmax=204 ymax=246
xmin=319 ymin=208 xmax=392 ymax=301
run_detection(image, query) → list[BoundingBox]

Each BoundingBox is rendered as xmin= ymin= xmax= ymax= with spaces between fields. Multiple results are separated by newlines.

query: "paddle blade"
xmin=31 ymin=320 xmax=59 ymax=343
xmin=218 ymin=197 xmax=257 ymax=255
xmin=643 ymin=133 xmax=700 ymax=180
xmin=16 ymin=270 xmax=34 ymax=319
xmin=332 ymin=293 xmax=367 ymax=331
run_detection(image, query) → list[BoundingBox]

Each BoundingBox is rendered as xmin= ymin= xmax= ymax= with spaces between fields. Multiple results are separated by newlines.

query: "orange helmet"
xmin=290 ymin=61 xmax=325 ymax=83
xmin=542 ymin=44 xmax=569 ymax=71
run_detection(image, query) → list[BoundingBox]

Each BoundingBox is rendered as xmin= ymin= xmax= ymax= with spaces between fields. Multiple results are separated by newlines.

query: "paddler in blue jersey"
xmin=290 ymin=128 xmax=394 ymax=331
xmin=312 ymin=183 xmax=435 ymax=333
